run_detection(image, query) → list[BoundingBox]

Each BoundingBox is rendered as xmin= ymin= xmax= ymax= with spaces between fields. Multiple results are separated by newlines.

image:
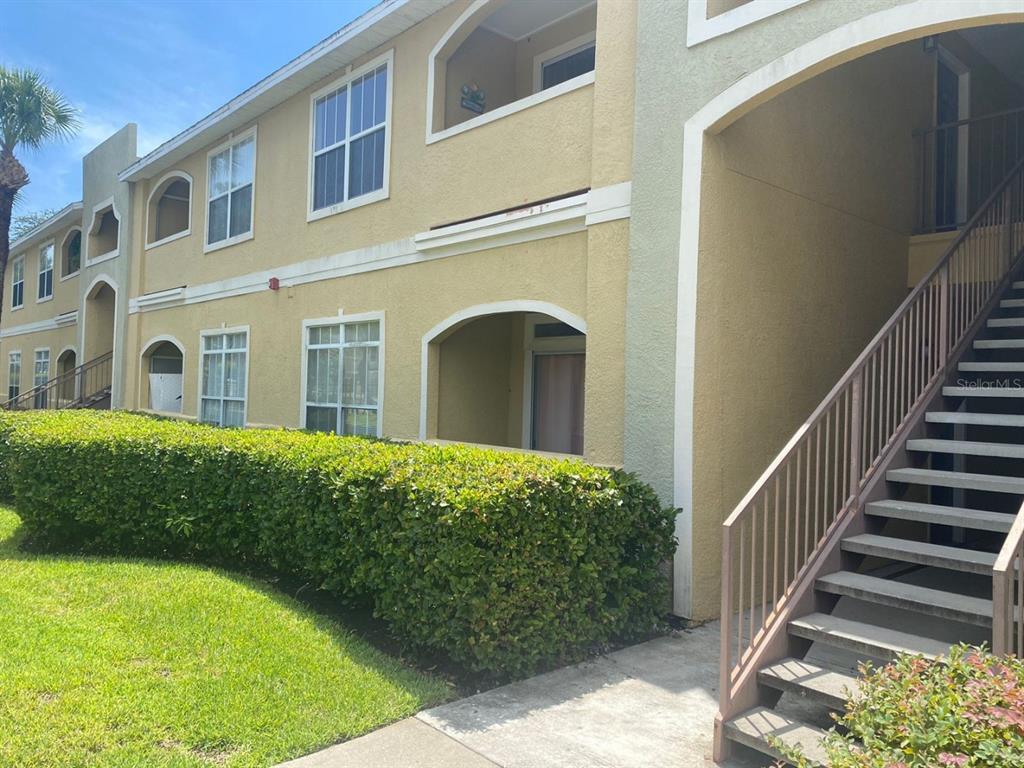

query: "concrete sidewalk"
xmin=279 ymin=622 xmax=760 ymax=768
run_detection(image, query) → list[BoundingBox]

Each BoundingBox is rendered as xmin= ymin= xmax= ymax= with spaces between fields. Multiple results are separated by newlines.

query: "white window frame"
xmin=145 ymin=170 xmax=194 ymax=250
xmin=197 ymin=325 xmax=250 ymax=427
xmin=307 ymin=50 xmax=394 ymax=223
xmin=204 ymin=126 xmax=257 ymax=254
xmin=37 ymin=240 xmax=54 ymax=303
xmin=10 ymin=255 xmax=24 ymax=311
xmin=33 ymin=347 xmax=50 ymax=406
xmin=532 ymin=32 xmax=597 ymax=93
xmin=60 ymin=227 xmax=82 ymax=280
xmin=7 ymin=351 xmax=21 ymax=402
xmin=299 ymin=310 xmax=384 ymax=437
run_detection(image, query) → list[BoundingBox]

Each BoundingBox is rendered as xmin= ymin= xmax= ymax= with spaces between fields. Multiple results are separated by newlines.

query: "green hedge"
xmin=0 ymin=410 xmax=675 ymax=678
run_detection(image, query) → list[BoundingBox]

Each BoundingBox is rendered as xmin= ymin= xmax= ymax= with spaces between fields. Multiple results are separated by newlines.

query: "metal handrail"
xmin=993 ymin=502 xmax=1024 ymax=658
xmin=718 ymin=157 xmax=1024 ymax=734
xmin=916 ymin=105 xmax=1024 ymax=233
xmin=2 ymin=351 xmax=113 ymax=411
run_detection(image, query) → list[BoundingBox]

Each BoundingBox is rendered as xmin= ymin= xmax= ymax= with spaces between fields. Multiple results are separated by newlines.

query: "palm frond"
xmin=0 ymin=66 xmax=81 ymax=153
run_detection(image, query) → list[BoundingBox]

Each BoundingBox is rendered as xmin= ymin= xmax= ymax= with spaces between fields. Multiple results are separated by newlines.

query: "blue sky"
xmin=2 ymin=0 xmax=379 ymax=216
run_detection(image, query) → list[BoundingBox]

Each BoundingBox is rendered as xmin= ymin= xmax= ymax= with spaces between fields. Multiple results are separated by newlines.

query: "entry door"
xmin=935 ymin=53 xmax=968 ymax=229
xmin=532 ymin=353 xmax=584 ymax=455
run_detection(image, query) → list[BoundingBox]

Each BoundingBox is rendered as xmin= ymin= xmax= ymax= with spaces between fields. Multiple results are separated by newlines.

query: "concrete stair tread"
xmin=942 ymin=385 xmax=1024 ymax=398
xmin=1013 ymin=281 xmax=1024 ymax=290
xmin=988 ymin=317 xmax=1024 ymax=327
xmin=886 ymin=467 xmax=1024 ymax=494
xmin=974 ymin=338 xmax=1024 ymax=349
xmin=865 ymin=499 xmax=1013 ymax=533
xmin=759 ymin=658 xmax=858 ymax=711
xmin=1000 ymin=298 xmax=1024 ymax=308
xmin=816 ymin=570 xmax=992 ymax=626
xmin=841 ymin=533 xmax=996 ymax=573
xmin=959 ymin=361 xmax=1024 ymax=371
xmin=906 ymin=438 xmax=1024 ymax=459
xmin=723 ymin=707 xmax=829 ymax=766
xmin=789 ymin=613 xmax=950 ymax=661
xmin=926 ymin=411 xmax=1024 ymax=427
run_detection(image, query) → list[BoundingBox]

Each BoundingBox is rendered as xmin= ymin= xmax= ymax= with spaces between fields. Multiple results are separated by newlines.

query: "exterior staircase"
xmin=715 ymin=160 xmax=1024 ymax=765
xmin=2 ymin=351 xmax=113 ymax=412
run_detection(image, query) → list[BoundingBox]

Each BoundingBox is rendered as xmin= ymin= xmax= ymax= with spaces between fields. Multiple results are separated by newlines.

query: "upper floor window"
xmin=37 ymin=243 xmax=54 ymax=301
xmin=206 ymin=131 xmax=255 ymax=250
xmin=200 ymin=329 xmax=248 ymax=427
xmin=147 ymin=172 xmax=192 ymax=247
xmin=428 ymin=0 xmax=596 ymax=140
xmin=11 ymin=257 xmax=24 ymax=309
xmin=304 ymin=318 xmax=381 ymax=437
xmin=33 ymin=349 xmax=49 ymax=409
xmin=309 ymin=54 xmax=391 ymax=220
xmin=62 ymin=230 xmax=81 ymax=277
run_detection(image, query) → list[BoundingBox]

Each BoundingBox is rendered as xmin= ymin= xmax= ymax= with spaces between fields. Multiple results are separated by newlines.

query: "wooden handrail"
xmin=993 ymin=502 xmax=1024 ymax=658
xmin=718 ymin=157 xmax=1024 ymax=729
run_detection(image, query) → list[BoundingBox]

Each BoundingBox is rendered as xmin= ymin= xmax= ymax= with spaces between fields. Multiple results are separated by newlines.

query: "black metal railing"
xmin=3 ymin=351 xmax=113 ymax=411
xmin=915 ymin=106 xmax=1024 ymax=234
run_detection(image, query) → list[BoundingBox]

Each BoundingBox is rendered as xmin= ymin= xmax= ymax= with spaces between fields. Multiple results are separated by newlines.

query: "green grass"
xmin=0 ymin=506 xmax=450 ymax=767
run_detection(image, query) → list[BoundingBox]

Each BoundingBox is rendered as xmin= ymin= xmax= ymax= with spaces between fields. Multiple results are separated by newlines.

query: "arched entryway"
xmin=421 ymin=301 xmax=587 ymax=454
xmin=140 ymin=338 xmax=184 ymax=413
xmin=55 ymin=347 xmax=76 ymax=405
xmin=665 ymin=4 xmax=1024 ymax=619
xmin=83 ymin=277 xmax=116 ymax=363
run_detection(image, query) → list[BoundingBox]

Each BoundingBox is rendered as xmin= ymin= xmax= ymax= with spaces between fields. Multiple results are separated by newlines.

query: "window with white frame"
xmin=200 ymin=331 xmax=248 ymax=427
xmin=539 ymin=39 xmax=596 ymax=91
xmin=7 ymin=352 xmax=20 ymax=401
xmin=33 ymin=349 xmax=49 ymax=409
xmin=37 ymin=243 xmax=54 ymax=300
xmin=311 ymin=62 xmax=388 ymax=213
xmin=304 ymin=320 xmax=380 ymax=436
xmin=207 ymin=133 xmax=255 ymax=247
xmin=11 ymin=257 xmax=24 ymax=309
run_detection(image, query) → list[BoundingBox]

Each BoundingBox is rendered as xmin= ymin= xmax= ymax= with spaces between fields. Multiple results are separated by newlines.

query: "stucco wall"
xmin=4 ymin=222 xmax=81 ymax=324
xmin=627 ymin=0 xmax=1023 ymax=618
xmin=1 ymin=326 xmax=79 ymax=397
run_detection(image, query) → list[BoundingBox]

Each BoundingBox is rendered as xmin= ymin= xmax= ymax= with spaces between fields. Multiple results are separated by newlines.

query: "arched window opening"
xmin=147 ymin=175 xmax=192 ymax=245
xmin=62 ymin=230 xmax=81 ymax=277
xmin=88 ymin=205 xmax=119 ymax=260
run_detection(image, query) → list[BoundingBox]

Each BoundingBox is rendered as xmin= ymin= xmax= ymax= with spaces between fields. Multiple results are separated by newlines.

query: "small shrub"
xmin=780 ymin=645 xmax=1024 ymax=768
xmin=0 ymin=410 xmax=675 ymax=678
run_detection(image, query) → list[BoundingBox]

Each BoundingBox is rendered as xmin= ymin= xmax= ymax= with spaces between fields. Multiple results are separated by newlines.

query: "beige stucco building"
xmin=5 ymin=8 xmax=1024 ymax=738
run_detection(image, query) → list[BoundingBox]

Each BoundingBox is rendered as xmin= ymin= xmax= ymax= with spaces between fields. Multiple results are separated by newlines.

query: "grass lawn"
xmin=0 ymin=506 xmax=450 ymax=767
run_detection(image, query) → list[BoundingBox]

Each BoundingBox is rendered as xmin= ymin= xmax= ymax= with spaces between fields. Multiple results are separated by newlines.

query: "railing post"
xmin=939 ymin=266 xmax=950 ymax=362
xmin=993 ymin=572 xmax=1008 ymax=657
xmin=719 ymin=525 xmax=734 ymax=719
xmin=848 ymin=368 xmax=863 ymax=500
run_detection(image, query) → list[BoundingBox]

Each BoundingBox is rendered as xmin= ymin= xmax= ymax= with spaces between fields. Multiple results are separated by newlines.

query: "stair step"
xmin=789 ymin=613 xmax=950 ymax=661
xmin=988 ymin=317 xmax=1024 ymax=328
xmin=1000 ymin=298 xmax=1024 ymax=308
xmin=974 ymin=338 xmax=1024 ymax=349
xmin=841 ymin=533 xmax=996 ymax=573
xmin=943 ymin=385 xmax=1024 ymax=398
xmin=907 ymin=438 xmax=1024 ymax=459
xmin=887 ymin=467 xmax=1024 ymax=494
xmin=1013 ymin=281 xmax=1024 ymax=290
xmin=759 ymin=658 xmax=858 ymax=711
xmin=816 ymin=571 xmax=992 ymax=626
xmin=723 ymin=707 xmax=829 ymax=767
xmin=927 ymin=411 xmax=1024 ymax=427
xmin=865 ymin=499 xmax=1013 ymax=533
xmin=959 ymin=361 xmax=1024 ymax=371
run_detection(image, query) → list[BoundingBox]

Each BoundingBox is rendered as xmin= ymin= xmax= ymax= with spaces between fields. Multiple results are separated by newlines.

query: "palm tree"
xmin=0 ymin=67 xmax=79 ymax=324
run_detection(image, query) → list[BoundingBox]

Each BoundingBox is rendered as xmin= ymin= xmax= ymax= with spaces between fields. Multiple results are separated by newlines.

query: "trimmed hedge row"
xmin=0 ymin=410 xmax=675 ymax=677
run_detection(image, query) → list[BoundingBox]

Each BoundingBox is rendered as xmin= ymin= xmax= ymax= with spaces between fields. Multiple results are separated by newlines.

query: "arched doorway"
xmin=83 ymin=277 xmax=116 ymax=363
xmin=140 ymin=339 xmax=184 ymax=413
xmin=669 ymin=8 xmax=1024 ymax=620
xmin=56 ymin=348 xmax=76 ymax=406
xmin=421 ymin=302 xmax=587 ymax=455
